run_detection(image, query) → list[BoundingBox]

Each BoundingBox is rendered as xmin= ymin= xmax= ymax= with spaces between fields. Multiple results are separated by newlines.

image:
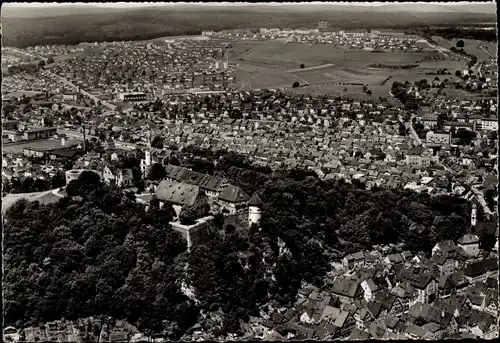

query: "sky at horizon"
xmin=2 ymin=1 xmax=496 ymax=10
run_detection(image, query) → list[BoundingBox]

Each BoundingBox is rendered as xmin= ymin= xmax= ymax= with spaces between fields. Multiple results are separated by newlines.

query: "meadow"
xmin=431 ymin=36 xmax=497 ymax=61
xmin=233 ymin=41 xmax=446 ymax=69
xmin=231 ymin=40 xmax=466 ymax=91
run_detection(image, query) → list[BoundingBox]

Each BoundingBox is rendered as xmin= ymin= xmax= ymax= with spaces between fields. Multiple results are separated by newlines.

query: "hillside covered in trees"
xmin=2 ymin=5 xmax=495 ymax=48
xmin=3 ymin=172 xmax=198 ymax=338
xmin=3 ymin=151 xmax=477 ymax=337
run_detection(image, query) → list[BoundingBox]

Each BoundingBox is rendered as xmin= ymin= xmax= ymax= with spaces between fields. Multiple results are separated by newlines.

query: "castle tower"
xmin=471 ymin=202 xmax=477 ymax=227
xmin=145 ymin=128 xmax=152 ymax=167
xmin=145 ymin=150 xmax=152 ymax=167
xmin=248 ymin=193 xmax=263 ymax=227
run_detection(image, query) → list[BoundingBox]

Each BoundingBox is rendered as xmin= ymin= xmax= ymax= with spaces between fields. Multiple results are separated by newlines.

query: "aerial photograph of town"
xmin=1 ymin=1 xmax=498 ymax=342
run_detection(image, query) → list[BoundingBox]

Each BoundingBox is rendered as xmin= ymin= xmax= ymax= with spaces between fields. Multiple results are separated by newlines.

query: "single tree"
xmin=147 ymin=163 xmax=166 ymax=181
xmin=456 ymin=40 xmax=465 ymax=48
xmin=179 ymin=206 xmax=198 ymax=225
xmin=292 ymin=81 xmax=300 ymax=88
xmin=151 ymin=136 xmax=164 ymax=149
xmin=300 ymin=63 xmax=305 ymax=69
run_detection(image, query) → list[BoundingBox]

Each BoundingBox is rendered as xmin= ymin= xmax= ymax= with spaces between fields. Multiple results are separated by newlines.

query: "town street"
xmin=46 ymin=71 xmax=117 ymax=111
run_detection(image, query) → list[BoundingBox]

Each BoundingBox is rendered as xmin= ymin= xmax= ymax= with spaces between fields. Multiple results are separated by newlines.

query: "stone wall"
xmin=221 ymin=211 xmax=249 ymax=230
xmin=169 ymin=211 xmax=250 ymax=251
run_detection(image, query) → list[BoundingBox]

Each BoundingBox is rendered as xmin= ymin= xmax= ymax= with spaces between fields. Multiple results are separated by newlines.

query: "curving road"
xmin=8 ymin=47 xmax=117 ymax=111
xmin=471 ymin=186 xmax=494 ymax=217
xmin=47 ymin=71 xmax=116 ymax=111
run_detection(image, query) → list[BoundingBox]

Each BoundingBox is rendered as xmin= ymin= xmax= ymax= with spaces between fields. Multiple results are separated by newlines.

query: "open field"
xmin=234 ymin=61 xmax=298 ymax=90
xmin=231 ymin=40 xmax=470 ymax=91
xmin=417 ymin=59 xmax=468 ymax=70
xmin=287 ymin=63 xmax=336 ymax=73
xmin=431 ymin=36 xmax=497 ymax=61
xmin=284 ymin=84 xmax=399 ymax=103
xmin=232 ymin=41 xmax=446 ymax=69
xmin=426 ymin=87 xmax=495 ymax=100
xmin=289 ymin=66 xmax=391 ymax=86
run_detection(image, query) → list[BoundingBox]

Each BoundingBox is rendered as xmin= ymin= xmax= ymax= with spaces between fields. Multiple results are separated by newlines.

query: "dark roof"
xmin=218 ymin=185 xmax=250 ymax=203
xmin=431 ymin=250 xmax=452 ymax=266
xmin=165 ymin=164 xmax=191 ymax=182
xmin=271 ymin=312 xmax=285 ymax=325
xmin=374 ymin=289 xmax=396 ymax=311
xmin=463 ymin=258 xmax=498 ymax=278
xmin=248 ymin=192 xmax=263 ymax=206
xmin=344 ymin=250 xmax=366 ymax=261
xmin=367 ymin=301 xmax=383 ymax=318
xmin=384 ymin=316 xmax=400 ymax=330
xmin=331 ymin=277 xmax=361 ymax=298
xmin=466 ymin=291 xmax=484 ymax=306
xmin=398 ymin=268 xmax=434 ymax=290
xmin=164 ymin=164 xmax=223 ymax=191
xmin=155 ymin=180 xmax=201 ymax=206
xmin=349 ymin=327 xmax=370 ymax=340
xmin=407 ymin=146 xmax=425 ymax=156
xmin=409 ymin=302 xmax=453 ymax=327
xmin=386 ymin=253 xmax=404 ymax=264
xmin=50 ymin=148 xmax=84 ymax=159
xmin=433 ymin=296 xmax=465 ymax=315
xmin=467 ymin=311 xmax=495 ymax=332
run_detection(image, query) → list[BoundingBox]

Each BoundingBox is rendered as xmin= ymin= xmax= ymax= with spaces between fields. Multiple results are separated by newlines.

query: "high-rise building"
xmin=318 ymin=21 xmax=328 ymax=30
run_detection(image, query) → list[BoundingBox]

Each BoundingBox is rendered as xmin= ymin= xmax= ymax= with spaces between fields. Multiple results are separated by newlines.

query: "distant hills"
xmin=1 ymin=3 xmax=496 ymax=48
xmin=1 ymin=4 xmax=133 ymax=18
xmin=1 ymin=2 xmax=495 ymax=18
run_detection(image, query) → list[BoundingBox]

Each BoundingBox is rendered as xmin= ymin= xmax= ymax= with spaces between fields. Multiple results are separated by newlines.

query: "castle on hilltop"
xmin=150 ymin=164 xmax=262 ymax=250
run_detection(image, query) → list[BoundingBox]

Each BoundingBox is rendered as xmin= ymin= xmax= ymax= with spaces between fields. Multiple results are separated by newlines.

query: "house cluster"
xmin=49 ymin=40 xmax=235 ymax=101
xmin=23 ymin=43 xmax=85 ymax=60
xmin=2 ymin=71 xmax=56 ymax=95
xmin=3 ymin=80 xmax=497 ymax=206
xmin=1 ymin=48 xmax=29 ymax=68
xmin=415 ymin=99 xmax=498 ymax=136
xmin=3 ymin=71 xmax=92 ymax=110
xmin=206 ymin=27 xmax=423 ymax=51
xmin=139 ymin=110 xmax=492 ymax=196
xmin=242 ymin=236 xmax=498 ymax=341
xmin=4 ymin=316 xmax=148 ymax=343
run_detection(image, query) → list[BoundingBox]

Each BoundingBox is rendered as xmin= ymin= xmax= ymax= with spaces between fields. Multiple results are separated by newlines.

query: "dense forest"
xmin=4 ymin=147 xmax=478 ymax=337
xmin=422 ymin=27 xmax=497 ymax=42
xmin=2 ymin=7 xmax=495 ymax=48
xmin=3 ymin=172 xmax=197 ymax=338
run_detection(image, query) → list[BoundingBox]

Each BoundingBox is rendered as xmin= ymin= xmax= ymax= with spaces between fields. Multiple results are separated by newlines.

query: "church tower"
xmin=248 ymin=193 xmax=263 ymax=227
xmin=471 ymin=202 xmax=477 ymax=227
xmin=141 ymin=128 xmax=152 ymax=177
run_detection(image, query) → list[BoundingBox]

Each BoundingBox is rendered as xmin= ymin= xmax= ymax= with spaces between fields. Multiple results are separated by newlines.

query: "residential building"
xmin=480 ymin=118 xmax=498 ymax=131
xmin=426 ymin=131 xmax=451 ymax=145
xmin=118 ymin=92 xmax=147 ymax=102
xmin=22 ymin=127 xmax=57 ymax=140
